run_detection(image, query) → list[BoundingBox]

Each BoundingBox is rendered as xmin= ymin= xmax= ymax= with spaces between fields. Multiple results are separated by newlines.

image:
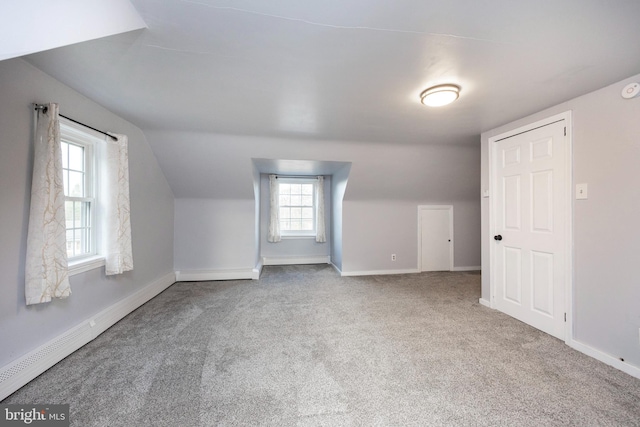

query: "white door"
xmin=420 ymin=207 xmax=452 ymax=272
xmin=493 ymin=119 xmax=568 ymax=339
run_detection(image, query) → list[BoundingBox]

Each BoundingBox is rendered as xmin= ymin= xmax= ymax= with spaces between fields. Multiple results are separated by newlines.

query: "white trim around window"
xmin=60 ymin=118 xmax=105 ymax=274
xmin=278 ymin=177 xmax=318 ymax=238
xmin=68 ymin=256 xmax=106 ymax=276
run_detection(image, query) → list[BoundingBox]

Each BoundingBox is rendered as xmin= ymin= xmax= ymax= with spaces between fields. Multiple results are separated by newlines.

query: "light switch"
xmin=482 ymin=190 xmax=490 ymax=198
xmin=576 ymin=183 xmax=588 ymax=200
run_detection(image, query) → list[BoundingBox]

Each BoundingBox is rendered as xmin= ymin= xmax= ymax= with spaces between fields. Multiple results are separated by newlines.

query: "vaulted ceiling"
xmin=17 ymin=0 xmax=640 ymax=146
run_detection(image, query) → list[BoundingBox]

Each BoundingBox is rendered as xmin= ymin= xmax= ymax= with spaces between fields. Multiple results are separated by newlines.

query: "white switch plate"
xmin=576 ymin=183 xmax=588 ymax=200
xmin=482 ymin=190 xmax=490 ymax=198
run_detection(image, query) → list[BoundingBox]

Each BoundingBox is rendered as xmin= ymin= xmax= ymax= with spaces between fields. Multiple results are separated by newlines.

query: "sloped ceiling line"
xmin=1 ymin=0 xmax=147 ymax=61
xmin=180 ymin=0 xmax=511 ymax=44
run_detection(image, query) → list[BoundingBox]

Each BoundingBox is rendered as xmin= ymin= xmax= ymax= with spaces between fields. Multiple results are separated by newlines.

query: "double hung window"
xmin=60 ymin=119 xmax=100 ymax=261
xmin=278 ymin=179 xmax=316 ymax=237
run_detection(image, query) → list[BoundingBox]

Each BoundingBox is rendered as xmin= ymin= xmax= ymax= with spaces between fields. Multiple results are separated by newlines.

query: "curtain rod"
xmin=33 ymin=104 xmax=118 ymax=141
xmin=275 ymin=175 xmax=321 ymax=179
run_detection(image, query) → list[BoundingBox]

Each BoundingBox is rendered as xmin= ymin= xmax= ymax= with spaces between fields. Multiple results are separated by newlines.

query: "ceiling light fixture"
xmin=420 ymin=84 xmax=461 ymax=107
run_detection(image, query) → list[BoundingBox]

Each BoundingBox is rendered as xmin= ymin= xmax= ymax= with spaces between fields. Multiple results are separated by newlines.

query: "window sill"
xmin=68 ymin=256 xmax=105 ymax=276
xmin=281 ymin=235 xmax=317 ymax=240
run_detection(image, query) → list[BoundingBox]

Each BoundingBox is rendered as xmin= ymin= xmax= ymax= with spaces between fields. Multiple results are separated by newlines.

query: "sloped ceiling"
xmin=21 ymin=0 xmax=640 ymax=146
xmin=1 ymin=0 xmax=146 ymax=61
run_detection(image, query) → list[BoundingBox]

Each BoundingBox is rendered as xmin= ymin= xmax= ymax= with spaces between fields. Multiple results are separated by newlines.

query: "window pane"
xmin=290 ymin=184 xmax=302 ymax=195
xmin=279 ymin=194 xmax=290 ymax=206
xmin=65 ymin=201 xmax=74 ymax=229
xmin=80 ymin=227 xmax=90 ymax=255
xmin=74 ymin=201 xmax=82 ymax=228
xmin=61 ymin=142 xmax=69 ymax=169
xmin=279 ymin=183 xmax=290 ymax=194
xmin=290 ymin=207 xmax=301 ymax=219
xmin=290 ymin=195 xmax=301 ymax=206
xmin=290 ymin=220 xmax=302 ymax=230
xmin=301 ymin=184 xmax=313 ymax=195
xmin=279 ymin=207 xmax=290 ymax=219
xmin=302 ymin=207 xmax=313 ymax=219
xmin=66 ymin=230 xmax=74 ymax=258
xmin=301 ymin=195 xmax=313 ymax=206
xmin=63 ymin=170 xmax=69 ymax=196
xmin=73 ymin=230 xmax=81 ymax=257
xmin=68 ymin=171 xmax=84 ymax=197
xmin=83 ymin=202 xmax=91 ymax=227
xmin=280 ymin=220 xmax=291 ymax=230
xmin=68 ymin=144 xmax=84 ymax=171
xmin=301 ymin=220 xmax=313 ymax=230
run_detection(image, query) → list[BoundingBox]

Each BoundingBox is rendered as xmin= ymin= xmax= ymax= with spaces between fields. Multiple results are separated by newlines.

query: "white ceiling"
xmin=1 ymin=0 xmax=146 ymax=61
xmin=22 ymin=0 xmax=640 ymax=145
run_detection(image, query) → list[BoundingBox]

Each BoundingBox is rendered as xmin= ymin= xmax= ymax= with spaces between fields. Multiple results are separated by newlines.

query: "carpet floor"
xmin=4 ymin=265 xmax=640 ymax=426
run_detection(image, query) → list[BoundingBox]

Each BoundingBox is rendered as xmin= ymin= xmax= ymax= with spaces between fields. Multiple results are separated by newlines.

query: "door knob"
xmin=494 ymin=235 xmax=502 ymax=241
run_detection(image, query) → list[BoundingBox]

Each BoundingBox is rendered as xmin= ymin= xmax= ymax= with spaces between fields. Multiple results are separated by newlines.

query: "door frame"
xmin=488 ymin=111 xmax=573 ymax=343
xmin=418 ymin=205 xmax=454 ymax=272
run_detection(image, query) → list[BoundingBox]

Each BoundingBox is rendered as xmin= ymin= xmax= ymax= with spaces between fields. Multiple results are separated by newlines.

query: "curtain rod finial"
xmin=33 ymin=103 xmax=48 ymax=113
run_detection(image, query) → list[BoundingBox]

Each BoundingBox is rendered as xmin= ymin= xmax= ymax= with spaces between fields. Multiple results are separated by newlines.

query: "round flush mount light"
xmin=420 ymin=84 xmax=461 ymax=107
xmin=621 ymin=82 xmax=640 ymax=99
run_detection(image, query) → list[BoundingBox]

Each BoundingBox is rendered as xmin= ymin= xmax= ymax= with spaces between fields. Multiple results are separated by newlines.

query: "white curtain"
xmin=316 ymin=176 xmax=326 ymax=243
xmin=267 ymin=174 xmax=281 ymax=242
xmin=101 ymin=133 xmax=134 ymax=275
xmin=25 ymin=103 xmax=71 ymax=305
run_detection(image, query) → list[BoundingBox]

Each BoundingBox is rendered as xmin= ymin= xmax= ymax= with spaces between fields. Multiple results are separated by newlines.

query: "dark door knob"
xmin=494 ymin=235 xmax=502 ymax=241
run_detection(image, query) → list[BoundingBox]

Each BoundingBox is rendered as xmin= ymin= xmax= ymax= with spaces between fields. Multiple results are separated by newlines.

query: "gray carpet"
xmin=4 ymin=265 xmax=640 ymax=426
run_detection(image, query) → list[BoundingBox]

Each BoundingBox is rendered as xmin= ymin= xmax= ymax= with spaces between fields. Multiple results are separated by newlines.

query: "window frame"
xmin=277 ymin=177 xmax=317 ymax=238
xmin=59 ymin=118 xmax=105 ymax=274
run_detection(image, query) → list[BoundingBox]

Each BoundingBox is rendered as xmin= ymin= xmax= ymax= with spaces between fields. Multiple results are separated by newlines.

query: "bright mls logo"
xmin=0 ymin=405 xmax=69 ymax=427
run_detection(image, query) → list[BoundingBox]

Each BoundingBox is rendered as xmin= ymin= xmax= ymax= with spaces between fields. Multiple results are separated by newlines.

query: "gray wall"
xmin=174 ymin=199 xmax=256 ymax=271
xmin=252 ymin=165 xmax=261 ymax=267
xmin=0 ymin=58 xmax=174 ymax=367
xmin=330 ymin=164 xmax=351 ymax=270
xmin=480 ymin=72 xmax=640 ymax=369
xmin=259 ymin=174 xmax=331 ymax=260
xmin=148 ymin=130 xmax=481 ymax=274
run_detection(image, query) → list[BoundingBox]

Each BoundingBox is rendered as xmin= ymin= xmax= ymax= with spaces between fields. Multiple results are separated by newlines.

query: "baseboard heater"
xmin=0 ymin=272 xmax=175 ymax=401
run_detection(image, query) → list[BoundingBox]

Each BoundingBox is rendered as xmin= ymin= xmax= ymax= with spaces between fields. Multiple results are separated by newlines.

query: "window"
xmin=60 ymin=119 xmax=100 ymax=261
xmin=278 ymin=178 xmax=316 ymax=237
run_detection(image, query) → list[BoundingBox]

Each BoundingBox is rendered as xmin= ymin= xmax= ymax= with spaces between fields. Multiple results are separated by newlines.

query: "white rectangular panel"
xmin=531 ymin=137 xmax=552 ymax=160
xmin=531 ymin=170 xmax=553 ymax=233
xmin=531 ymin=251 xmax=554 ymax=316
xmin=503 ymin=175 xmax=521 ymax=230
xmin=503 ymin=146 xmax=521 ymax=167
xmin=504 ymin=247 xmax=521 ymax=304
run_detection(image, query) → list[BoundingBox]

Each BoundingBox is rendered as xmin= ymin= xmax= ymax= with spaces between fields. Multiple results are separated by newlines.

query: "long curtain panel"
xmin=267 ymin=174 xmax=281 ymax=242
xmin=25 ymin=103 xmax=71 ymax=305
xmin=101 ymin=133 xmax=134 ymax=275
xmin=316 ymin=175 xmax=326 ymax=243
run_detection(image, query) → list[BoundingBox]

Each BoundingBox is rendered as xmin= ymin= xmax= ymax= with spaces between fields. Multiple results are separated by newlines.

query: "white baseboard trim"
xmin=254 ymin=259 xmax=263 ymax=279
xmin=567 ymin=338 xmax=640 ymax=380
xmin=478 ymin=298 xmax=492 ymax=308
xmin=452 ymin=266 xmax=482 ymax=272
xmin=340 ymin=268 xmax=420 ymax=277
xmin=262 ymin=255 xmax=331 ymax=266
xmin=175 ymin=268 xmax=260 ymax=281
xmin=330 ymin=262 xmax=342 ymax=275
xmin=0 ymin=271 xmax=176 ymax=401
